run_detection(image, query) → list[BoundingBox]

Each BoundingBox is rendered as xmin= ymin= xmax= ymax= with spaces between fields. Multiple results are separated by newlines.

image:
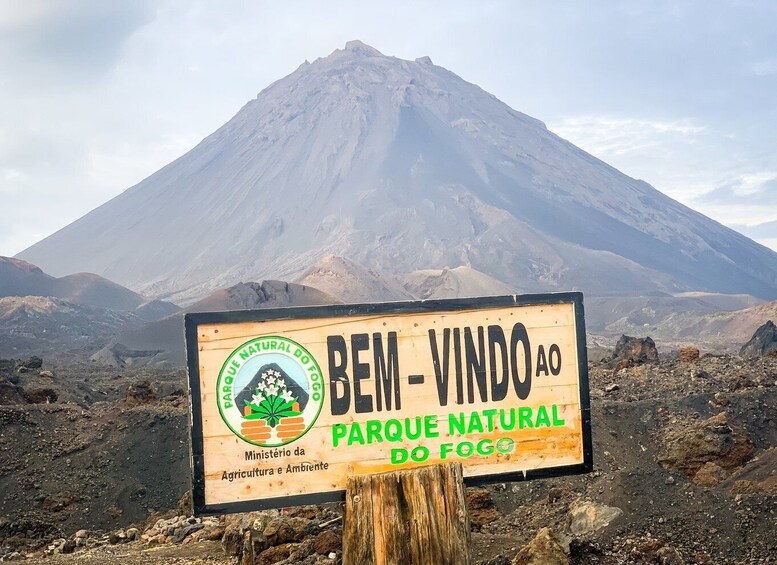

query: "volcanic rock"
xmin=655 ymin=546 xmax=684 ymax=565
xmin=693 ymin=462 xmax=730 ymax=487
xmin=221 ymin=511 xmax=276 ymax=559
xmin=565 ymin=500 xmax=623 ymax=536
xmin=0 ymin=296 xmax=142 ymax=358
xmin=18 ymin=356 xmax=43 ymax=370
xmin=24 ymin=388 xmax=57 ymax=404
xmin=298 ymin=255 xmax=413 ymax=303
xmin=608 ymin=335 xmax=659 ymax=368
xmin=92 ymin=280 xmax=338 ymax=368
xmin=739 ymin=320 xmax=777 ymax=357
xmin=221 ymin=524 xmax=242 ymax=556
xmin=61 ymin=539 xmax=76 ymax=554
xmin=256 ymin=543 xmax=292 ymax=565
xmin=0 ymin=256 xmax=154 ymax=312
xmin=91 ymin=343 xmax=165 ymax=369
xmin=401 ymin=266 xmax=516 ymax=299
xmin=313 ymin=529 xmax=341 ymax=555
xmin=512 ymin=527 xmax=568 ymax=565
xmin=465 ymin=487 xmax=500 ymax=527
xmin=658 ymin=412 xmax=756 ymax=478
xmin=713 ymin=392 xmax=730 ymax=406
xmin=678 ymin=346 xmax=700 ymax=363
xmin=262 ymin=516 xmax=308 ymax=545
xmin=171 ymin=523 xmax=203 ymax=544
xmin=0 ymin=378 xmax=27 ymax=405
xmin=729 ymin=479 xmax=777 ymax=495
xmin=124 ymin=380 xmax=157 ymax=407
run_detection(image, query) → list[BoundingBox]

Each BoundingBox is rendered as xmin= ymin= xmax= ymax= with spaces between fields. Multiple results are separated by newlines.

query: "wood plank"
xmin=343 ymin=463 xmax=471 ymax=565
xmin=189 ymin=299 xmax=591 ymax=510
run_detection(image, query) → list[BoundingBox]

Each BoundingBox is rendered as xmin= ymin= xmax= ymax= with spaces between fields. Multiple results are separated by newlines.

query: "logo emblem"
xmin=216 ymin=336 xmax=324 ymax=446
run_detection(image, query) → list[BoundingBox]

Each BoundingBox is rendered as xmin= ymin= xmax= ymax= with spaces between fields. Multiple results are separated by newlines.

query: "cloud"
xmin=0 ymin=0 xmax=156 ymax=77
xmin=84 ymin=132 xmax=199 ymax=191
xmin=2 ymin=0 xmax=777 ymax=259
xmin=549 ymin=113 xmax=777 ymax=252
xmin=702 ymin=173 xmax=777 ymax=203
xmin=729 ymin=220 xmax=777 ymax=253
xmin=747 ymin=59 xmax=777 ymax=77
xmin=735 ymin=219 xmax=777 ymax=235
xmin=551 ymin=116 xmax=704 ymax=156
xmin=549 ymin=115 xmax=719 ymax=201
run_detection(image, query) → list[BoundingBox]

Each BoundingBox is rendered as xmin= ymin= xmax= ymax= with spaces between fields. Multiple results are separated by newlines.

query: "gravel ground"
xmin=1 ymin=352 xmax=775 ymax=563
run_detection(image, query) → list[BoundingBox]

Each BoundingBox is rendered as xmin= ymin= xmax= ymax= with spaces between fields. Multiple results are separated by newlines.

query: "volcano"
xmin=17 ymin=41 xmax=777 ymax=303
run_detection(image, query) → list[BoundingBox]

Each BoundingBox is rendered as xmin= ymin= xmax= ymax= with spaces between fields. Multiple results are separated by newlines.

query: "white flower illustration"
xmin=251 ymin=392 xmax=264 ymax=405
xmin=281 ymin=389 xmax=294 ymax=403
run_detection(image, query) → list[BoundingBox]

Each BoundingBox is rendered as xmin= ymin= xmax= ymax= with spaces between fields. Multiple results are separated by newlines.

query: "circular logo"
xmin=216 ymin=336 xmax=324 ymax=447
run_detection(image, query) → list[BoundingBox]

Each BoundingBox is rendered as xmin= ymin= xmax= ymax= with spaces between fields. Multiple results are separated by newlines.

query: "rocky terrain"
xmin=0 ymin=297 xmax=141 ymax=358
xmin=91 ymin=280 xmax=339 ymax=367
xmin=642 ymin=300 xmax=777 ymax=352
xmin=297 ymin=256 xmax=413 ymax=304
xmin=6 ymin=250 xmax=777 ymax=367
xmin=0 ymin=257 xmax=178 ymax=318
xmin=0 ymin=335 xmax=775 ymax=563
xmin=584 ymin=293 xmax=767 ymax=344
xmin=400 ymin=266 xmax=516 ymax=300
xmin=80 ymin=261 xmax=777 ymax=368
xmin=0 ymin=257 xmax=179 ymax=359
xmin=4 ymin=34 xmax=775 ymax=565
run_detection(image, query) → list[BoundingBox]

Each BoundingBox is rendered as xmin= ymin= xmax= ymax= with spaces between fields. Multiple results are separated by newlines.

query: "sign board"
xmin=186 ymin=293 xmax=592 ymax=515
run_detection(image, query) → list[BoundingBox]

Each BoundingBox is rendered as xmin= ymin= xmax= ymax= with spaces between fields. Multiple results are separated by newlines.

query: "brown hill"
xmin=402 ymin=266 xmax=516 ymax=299
xmin=0 ymin=256 xmax=178 ymax=319
xmin=297 ymin=255 xmax=413 ymax=303
xmin=0 ymin=257 xmax=53 ymax=297
xmin=663 ymin=299 xmax=777 ymax=345
xmin=91 ymin=280 xmax=340 ymax=367
xmin=0 ymin=296 xmax=140 ymax=357
xmin=593 ymin=298 xmax=777 ymax=351
xmin=671 ymin=291 xmax=763 ymax=312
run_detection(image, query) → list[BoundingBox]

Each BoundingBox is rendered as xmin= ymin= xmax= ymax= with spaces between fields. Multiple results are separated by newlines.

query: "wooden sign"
xmin=186 ymin=293 xmax=592 ymax=515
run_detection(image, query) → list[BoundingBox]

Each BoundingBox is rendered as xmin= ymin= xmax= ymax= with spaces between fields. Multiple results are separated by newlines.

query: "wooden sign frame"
xmin=186 ymin=292 xmax=593 ymax=516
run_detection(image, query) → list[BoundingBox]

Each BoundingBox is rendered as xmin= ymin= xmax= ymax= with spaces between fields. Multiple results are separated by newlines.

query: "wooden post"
xmin=342 ymin=463 xmax=472 ymax=565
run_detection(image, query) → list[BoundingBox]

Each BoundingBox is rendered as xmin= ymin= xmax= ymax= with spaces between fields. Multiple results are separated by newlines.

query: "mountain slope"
xmin=634 ymin=299 xmax=777 ymax=348
xmin=297 ymin=255 xmax=413 ymax=303
xmin=92 ymin=280 xmax=339 ymax=367
xmin=0 ymin=296 xmax=140 ymax=357
xmin=402 ymin=266 xmax=516 ymax=299
xmin=0 ymin=257 xmax=55 ymax=297
xmin=17 ymin=41 xmax=777 ymax=302
xmin=0 ymin=256 xmax=180 ymax=322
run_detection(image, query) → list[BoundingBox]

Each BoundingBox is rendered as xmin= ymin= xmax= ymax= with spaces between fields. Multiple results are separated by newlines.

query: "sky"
xmin=1 ymin=0 xmax=776 ymax=256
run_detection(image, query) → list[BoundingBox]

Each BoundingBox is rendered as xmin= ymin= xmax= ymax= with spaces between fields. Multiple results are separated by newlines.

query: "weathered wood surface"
xmin=343 ymin=463 xmax=472 ymax=565
xmin=193 ymin=302 xmax=586 ymax=507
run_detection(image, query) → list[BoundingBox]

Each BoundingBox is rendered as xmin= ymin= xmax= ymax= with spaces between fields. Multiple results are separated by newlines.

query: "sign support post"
xmin=343 ymin=462 xmax=471 ymax=565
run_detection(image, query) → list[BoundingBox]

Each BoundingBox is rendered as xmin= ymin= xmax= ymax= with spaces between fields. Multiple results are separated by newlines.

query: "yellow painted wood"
xmin=193 ymin=302 xmax=585 ymax=507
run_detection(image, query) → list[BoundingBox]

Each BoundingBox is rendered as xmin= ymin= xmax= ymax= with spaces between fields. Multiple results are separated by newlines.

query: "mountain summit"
xmin=18 ymin=41 xmax=777 ymax=302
